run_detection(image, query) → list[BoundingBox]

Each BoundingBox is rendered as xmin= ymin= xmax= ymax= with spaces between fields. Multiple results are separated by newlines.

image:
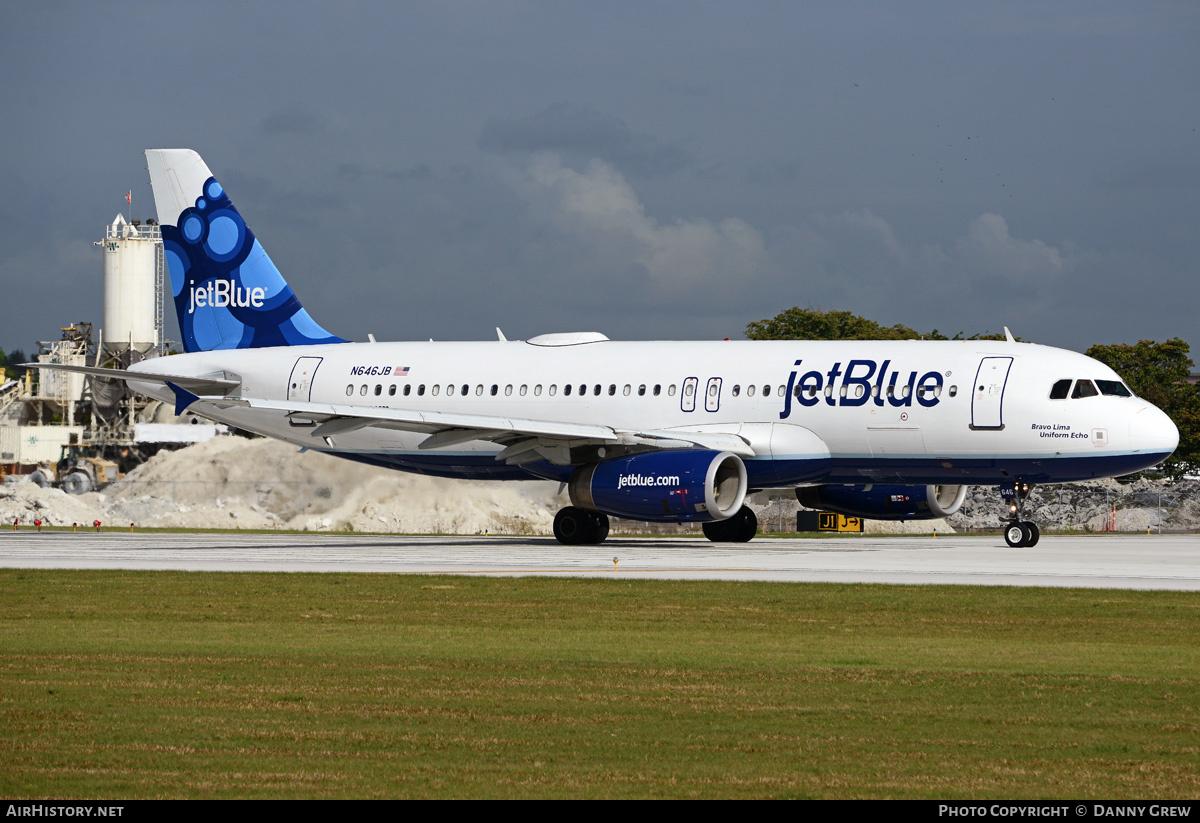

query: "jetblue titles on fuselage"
xmin=779 ymin=358 xmax=944 ymax=419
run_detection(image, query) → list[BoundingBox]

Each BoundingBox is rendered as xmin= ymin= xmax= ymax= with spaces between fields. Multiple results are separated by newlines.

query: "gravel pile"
xmin=3 ymin=437 xmax=1196 ymax=535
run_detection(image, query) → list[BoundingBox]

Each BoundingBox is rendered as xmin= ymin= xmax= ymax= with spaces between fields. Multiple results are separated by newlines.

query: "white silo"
xmin=100 ymin=214 xmax=160 ymax=352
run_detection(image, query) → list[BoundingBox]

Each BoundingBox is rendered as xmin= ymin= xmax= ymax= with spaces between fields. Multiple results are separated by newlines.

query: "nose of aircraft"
xmin=1128 ymin=406 xmax=1179 ymax=457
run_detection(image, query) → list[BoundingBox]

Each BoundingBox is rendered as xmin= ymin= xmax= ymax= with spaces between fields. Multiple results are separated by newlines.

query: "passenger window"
xmin=579 ymin=384 xmax=587 ymax=396
xmin=1049 ymin=379 xmax=1071 ymax=400
xmin=360 ymin=385 xmax=368 ymax=396
xmin=346 ymin=385 xmax=353 ymax=396
xmin=593 ymin=384 xmax=601 ymax=396
xmin=476 ymin=385 xmax=484 ymax=396
xmin=520 ymin=385 xmax=528 ymax=396
xmin=609 ymin=385 xmax=616 ymax=396
xmin=824 ymin=385 xmax=833 ymax=398
xmin=447 ymin=384 xmax=456 ymax=396
xmin=461 ymin=384 xmax=468 ymax=397
xmin=403 ymin=385 xmax=411 ymax=396
xmin=565 ymin=384 xmax=573 ymax=396
xmin=622 ymin=385 xmax=630 ymax=396
xmin=684 ymin=384 xmax=694 ymax=397
xmin=653 ymin=385 xmax=661 ymax=396
xmin=747 ymin=385 xmax=756 ymax=397
xmin=763 ymin=385 xmax=771 ymax=397
xmin=490 ymin=385 xmax=498 ymax=396
xmin=388 ymin=385 xmax=396 ymax=396
xmin=431 ymin=384 xmax=439 ymax=396
xmin=793 ymin=385 xmax=801 ymax=398
xmin=839 ymin=385 xmax=847 ymax=398
xmin=668 ymin=385 xmax=676 ymax=397
xmin=375 ymin=384 xmax=382 ymax=396
xmin=902 ymin=385 xmax=911 ymax=399
xmin=549 ymin=385 xmax=557 ymax=396
xmin=871 ymin=385 xmax=879 ymax=398
xmin=417 ymin=385 xmax=425 ymax=396
xmin=638 ymin=385 xmax=646 ymax=396
xmin=1072 ymin=380 xmax=1099 ymax=399
xmin=534 ymin=384 xmax=542 ymax=396
xmin=712 ymin=384 xmax=720 ymax=397
xmin=948 ymin=385 xmax=957 ymax=398
xmin=732 ymin=385 xmax=740 ymax=397
xmin=505 ymin=385 xmax=512 ymax=396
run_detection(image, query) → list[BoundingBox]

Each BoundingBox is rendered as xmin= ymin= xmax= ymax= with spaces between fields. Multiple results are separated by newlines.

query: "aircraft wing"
xmin=191 ymin=395 xmax=756 ymax=463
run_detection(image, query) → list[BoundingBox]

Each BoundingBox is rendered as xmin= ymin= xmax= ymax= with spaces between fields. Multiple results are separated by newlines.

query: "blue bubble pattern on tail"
xmin=161 ymin=176 xmax=345 ymax=352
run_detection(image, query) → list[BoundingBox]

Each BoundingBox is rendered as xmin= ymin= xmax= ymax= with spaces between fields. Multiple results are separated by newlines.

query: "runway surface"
xmin=0 ymin=531 xmax=1197 ymax=589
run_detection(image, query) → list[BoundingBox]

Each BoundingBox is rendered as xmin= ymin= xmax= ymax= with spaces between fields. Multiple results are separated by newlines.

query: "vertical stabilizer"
xmin=145 ymin=149 xmax=345 ymax=352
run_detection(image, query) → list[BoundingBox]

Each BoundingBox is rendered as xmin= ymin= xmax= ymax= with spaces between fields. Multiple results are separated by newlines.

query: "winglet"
xmin=166 ymin=381 xmax=201 ymax=416
xmin=1004 ymin=326 xmax=1016 ymax=343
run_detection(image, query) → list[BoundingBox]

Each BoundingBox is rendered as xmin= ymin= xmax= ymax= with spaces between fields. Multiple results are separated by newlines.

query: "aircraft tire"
xmin=584 ymin=511 xmax=610 ymax=545
xmin=553 ymin=506 xmax=589 ymax=545
xmin=702 ymin=519 xmax=732 ymax=542
xmin=729 ymin=506 xmax=758 ymax=543
xmin=1004 ymin=523 xmax=1026 ymax=548
xmin=1024 ymin=522 xmax=1040 ymax=547
xmin=702 ymin=507 xmax=758 ymax=543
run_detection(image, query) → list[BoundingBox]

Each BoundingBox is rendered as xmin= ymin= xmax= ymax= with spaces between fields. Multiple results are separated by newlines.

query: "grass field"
xmin=1 ymin=570 xmax=1198 ymax=799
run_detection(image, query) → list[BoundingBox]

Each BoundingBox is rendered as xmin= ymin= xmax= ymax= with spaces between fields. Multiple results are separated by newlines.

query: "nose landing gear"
xmin=1002 ymin=481 xmax=1040 ymax=547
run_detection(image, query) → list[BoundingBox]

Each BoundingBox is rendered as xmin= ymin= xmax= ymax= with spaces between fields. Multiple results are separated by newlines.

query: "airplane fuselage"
xmin=129 ymin=337 xmax=1177 ymax=488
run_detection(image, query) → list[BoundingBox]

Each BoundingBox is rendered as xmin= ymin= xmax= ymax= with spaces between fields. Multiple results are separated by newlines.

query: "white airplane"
xmin=34 ymin=149 xmax=1179 ymax=547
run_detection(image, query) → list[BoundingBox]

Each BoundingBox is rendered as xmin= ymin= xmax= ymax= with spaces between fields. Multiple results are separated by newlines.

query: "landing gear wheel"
xmin=553 ymin=507 xmax=610 ymax=545
xmin=554 ymin=506 xmax=588 ymax=545
xmin=1004 ymin=523 xmax=1026 ymax=548
xmin=584 ymin=511 xmax=610 ymax=545
xmin=702 ymin=506 xmax=758 ymax=543
xmin=1024 ymin=521 xmax=1040 ymax=547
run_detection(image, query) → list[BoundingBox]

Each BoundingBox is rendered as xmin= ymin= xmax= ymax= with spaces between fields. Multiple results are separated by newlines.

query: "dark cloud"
xmin=479 ymin=103 xmax=691 ymax=177
xmin=261 ymin=109 xmax=326 ymax=136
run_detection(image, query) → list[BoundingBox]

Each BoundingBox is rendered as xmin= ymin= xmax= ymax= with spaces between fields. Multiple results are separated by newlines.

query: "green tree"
xmin=1085 ymin=338 xmax=1200 ymax=477
xmin=745 ymin=307 xmax=1011 ymax=342
xmin=745 ymin=308 xmax=921 ymax=341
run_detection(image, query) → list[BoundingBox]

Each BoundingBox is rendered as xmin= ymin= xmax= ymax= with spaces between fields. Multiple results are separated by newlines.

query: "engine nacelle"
xmin=569 ymin=450 xmax=748 ymax=523
xmin=795 ymin=483 xmax=968 ymax=521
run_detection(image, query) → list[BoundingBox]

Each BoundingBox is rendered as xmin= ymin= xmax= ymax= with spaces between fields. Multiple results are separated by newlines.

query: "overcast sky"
xmin=1 ymin=1 xmax=1197 ymax=357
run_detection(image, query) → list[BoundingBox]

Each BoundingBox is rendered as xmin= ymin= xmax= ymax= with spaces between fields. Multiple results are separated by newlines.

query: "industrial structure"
xmin=0 ymin=214 xmax=227 ymax=487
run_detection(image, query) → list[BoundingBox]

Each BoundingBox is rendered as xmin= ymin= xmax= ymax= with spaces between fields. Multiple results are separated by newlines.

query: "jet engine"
xmin=796 ymin=483 xmax=968 ymax=520
xmin=568 ymin=450 xmax=748 ymax=522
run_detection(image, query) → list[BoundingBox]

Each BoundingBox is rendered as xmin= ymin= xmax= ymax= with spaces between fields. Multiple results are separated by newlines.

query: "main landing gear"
xmin=1002 ymin=481 xmax=1040 ymax=548
xmin=702 ymin=506 xmax=758 ymax=543
xmin=550 ymin=505 xmax=760 ymax=545
xmin=553 ymin=506 xmax=610 ymax=545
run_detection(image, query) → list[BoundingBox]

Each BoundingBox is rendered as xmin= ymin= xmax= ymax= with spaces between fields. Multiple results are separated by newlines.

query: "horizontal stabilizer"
xmin=24 ymin=363 xmax=240 ymax=396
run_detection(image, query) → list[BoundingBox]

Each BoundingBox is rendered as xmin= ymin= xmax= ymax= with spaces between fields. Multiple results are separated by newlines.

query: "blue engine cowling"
xmin=795 ymin=484 xmax=968 ymax=520
xmin=569 ymin=450 xmax=748 ymax=523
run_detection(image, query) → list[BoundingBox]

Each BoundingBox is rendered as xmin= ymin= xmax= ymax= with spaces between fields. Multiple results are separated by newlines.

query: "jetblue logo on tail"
xmin=187 ymin=281 xmax=266 ymax=313
xmin=160 ymin=175 xmax=345 ymax=353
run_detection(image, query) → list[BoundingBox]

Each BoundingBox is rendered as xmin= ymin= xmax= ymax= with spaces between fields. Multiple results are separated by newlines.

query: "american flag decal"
xmin=396 ymin=366 xmax=410 ymax=376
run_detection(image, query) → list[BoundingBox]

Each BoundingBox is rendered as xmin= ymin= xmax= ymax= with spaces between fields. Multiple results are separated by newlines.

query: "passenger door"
xmin=970 ymin=356 xmax=1013 ymax=429
xmin=287 ymin=356 xmax=323 ymax=402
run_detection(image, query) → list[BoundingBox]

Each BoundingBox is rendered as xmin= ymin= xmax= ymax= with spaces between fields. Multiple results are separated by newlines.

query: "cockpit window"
xmin=1049 ymin=379 xmax=1071 ymax=400
xmin=1071 ymin=379 xmax=1099 ymax=399
xmin=1096 ymin=380 xmax=1133 ymax=397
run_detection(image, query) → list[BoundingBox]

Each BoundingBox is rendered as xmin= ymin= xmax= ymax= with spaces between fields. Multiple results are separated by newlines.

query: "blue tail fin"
xmin=145 ymin=149 xmax=345 ymax=353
